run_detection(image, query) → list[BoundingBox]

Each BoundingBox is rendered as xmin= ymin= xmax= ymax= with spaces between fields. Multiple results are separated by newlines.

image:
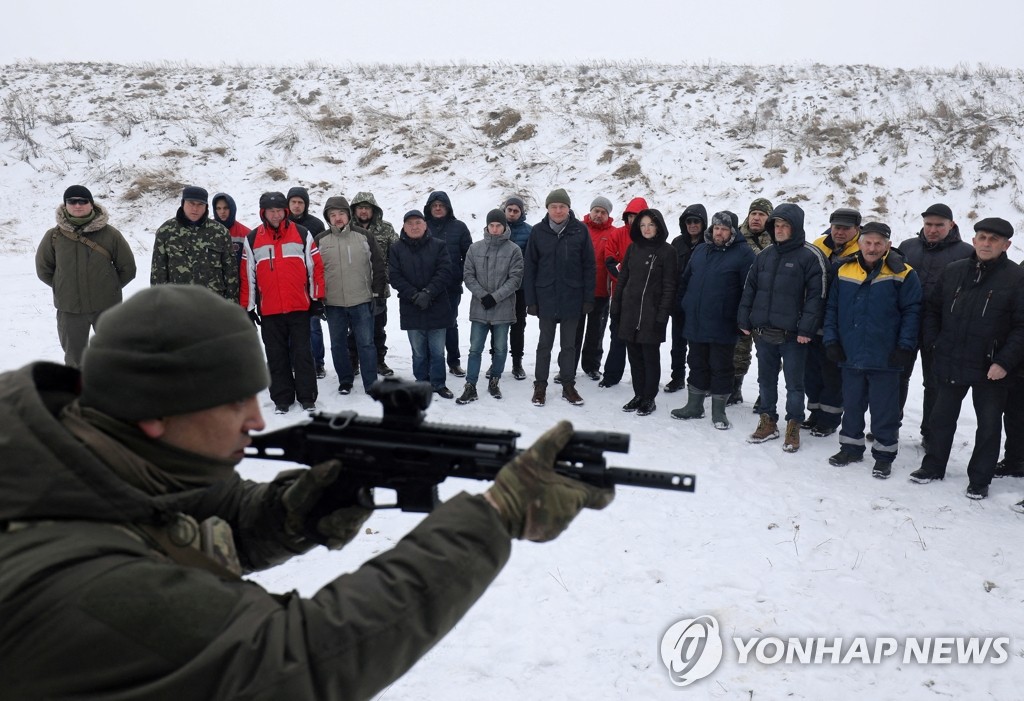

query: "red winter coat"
xmin=240 ymin=219 xmax=324 ymax=315
xmin=606 ymin=197 xmax=649 ymax=297
xmin=583 ymin=213 xmax=617 ymax=299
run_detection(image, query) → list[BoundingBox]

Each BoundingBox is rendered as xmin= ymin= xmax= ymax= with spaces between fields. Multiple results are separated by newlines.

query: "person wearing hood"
xmin=600 ymin=196 xmax=648 ymax=388
xmin=0 ymin=284 xmax=611 ymax=700
xmin=424 ymin=191 xmax=473 ymax=377
xmin=503 ymin=196 xmax=532 ymax=380
xmin=895 ymin=203 xmax=974 ymax=451
xmin=608 ymin=208 xmax=678 ymax=416
xmin=212 ymin=192 xmax=251 ymax=269
xmin=738 ymin=203 xmax=828 ymax=453
xmin=671 ymin=211 xmax=754 ymax=428
xmin=151 ymin=186 xmax=238 ymax=302
xmin=729 ymin=197 xmax=775 ymax=409
xmin=455 ymin=209 xmax=524 ymax=404
xmin=287 ymin=186 xmax=328 ymax=378
xmin=803 ymin=207 xmax=862 ymax=439
xmin=572 ymin=196 xmax=617 ymax=383
xmin=240 ymin=191 xmax=325 ymax=414
xmin=317 ymin=196 xmax=386 ymax=395
xmin=348 ymin=192 xmax=399 ymax=377
xmin=35 ymin=185 xmax=137 ymax=367
xmin=823 ymin=222 xmax=921 ymax=479
xmin=665 ymin=203 xmax=708 ymax=393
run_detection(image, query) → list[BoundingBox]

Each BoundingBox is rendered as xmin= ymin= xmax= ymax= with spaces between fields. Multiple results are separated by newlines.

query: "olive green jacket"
xmin=35 ymin=204 xmax=137 ymax=313
xmin=0 ymin=363 xmax=511 ymax=700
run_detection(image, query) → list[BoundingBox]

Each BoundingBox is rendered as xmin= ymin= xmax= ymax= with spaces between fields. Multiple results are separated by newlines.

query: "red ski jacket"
xmin=240 ymin=219 xmax=324 ymax=315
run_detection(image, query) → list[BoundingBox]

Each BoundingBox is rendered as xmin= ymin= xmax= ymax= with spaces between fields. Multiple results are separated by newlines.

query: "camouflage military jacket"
xmin=151 ymin=208 xmax=239 ymax=302
xmin=350 ymin=192 xmax=399 ymax=295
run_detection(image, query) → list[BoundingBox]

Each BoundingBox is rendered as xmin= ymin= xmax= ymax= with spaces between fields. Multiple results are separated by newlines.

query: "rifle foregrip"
xmin=602 ymin=466 xmax=695 ymax=492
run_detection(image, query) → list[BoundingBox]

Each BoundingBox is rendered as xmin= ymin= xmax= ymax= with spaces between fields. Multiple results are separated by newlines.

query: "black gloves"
xmin=481 ymin=294 xmax=497 ymax=310
xmin=889 ymin=348 xmax=915 ymax=368
xmin=248 ymin=309 xmax=261 ymax=326
xmin=825 ymin=344 xmax=846 ymax=363
xmin=605 ymin=256 xmax=619 ymax=279
xmin=309 ymin=300 xmax=326 ymax=320
xmin=412 ymin=290 xmax=432 ymax=310
xmin=281 ymin=460 xmax=372 ymax=550
xmin=527 ymin=304 xmax=539 ymax=316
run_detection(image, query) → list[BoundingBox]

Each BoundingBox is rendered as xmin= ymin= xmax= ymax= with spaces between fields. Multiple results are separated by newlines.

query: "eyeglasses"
xmin=66 ymin=198 xmax=90 ymax=206
xmin=685 ymin=218 xmax=702 ymax=225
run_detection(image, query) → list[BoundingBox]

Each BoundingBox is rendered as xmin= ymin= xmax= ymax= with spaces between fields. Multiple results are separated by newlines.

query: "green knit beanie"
xmin=81 ymin=285 xmax=270 ymax=420
xmin=545 ymin=188 xmax=571 ymax=208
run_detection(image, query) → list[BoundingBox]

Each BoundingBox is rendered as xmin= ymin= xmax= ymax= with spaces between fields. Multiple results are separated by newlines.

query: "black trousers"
xmin=626 ymin=341 xmax=662 ymax=401
xmin=1002 ymin=375 xmax=1024 ymax=464
xmin=509 ymin=288 xmax=527 ymax=361
xmin=573 ymin=297 xmax=609 ymax=374
xmin=668 ymin=312 xmax=687 ymax=384
xmin=262 ymin=311 xmax=318 ymax=407
xmin=900 ymin=346 xmax=936 ymax=440
xmin=686 ymin=342 xmax=735 ymax=395
xmin=921 ymin=380 xmax=1008 ymax=486
xmin=602 ymin=316 xmax=629 ymax=384
xmin=536 ymin=317 xmax=579 ymax=383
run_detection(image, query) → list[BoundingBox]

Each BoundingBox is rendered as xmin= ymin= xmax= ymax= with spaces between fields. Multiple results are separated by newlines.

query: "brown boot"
xmin=747 ymin=413 xmax=779 ymax=443
xmin=783 ymin=419 xmax=801 ymax=453
xmin=562 ymin=381 xmax=584 ymax=406
xmin=532 ymin=381 xmax=547 ymax=407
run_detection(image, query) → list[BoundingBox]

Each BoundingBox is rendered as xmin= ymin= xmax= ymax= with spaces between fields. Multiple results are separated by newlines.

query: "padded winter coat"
xmin=679 ymin=226 xmax=755 ymax=345
xmin=610 ymin=209 xmax=678 ymax=345
xmin=463 ymin=228 xmax=524 ymax=325
xmin=823 ymin=251 xmax=922 ymax=371
xmin=897 ymin=225 xmax=975 ymax=296
xmin=523 ymin=212 xmax=596 ymax=321
xmin=316 ymin=223 xmax=387 ymax=308
xmin=423 ymin=191 xmax=473 ymax=292
xmin=152 ymin=208 xmax=238 ymax=302
xmin=582 ymin=213 xmax=617 ymax=298
xmin=388 ymin=230 xmax=453 ymax=330
xmin=240 ymin=219 xmax=324 ymax=315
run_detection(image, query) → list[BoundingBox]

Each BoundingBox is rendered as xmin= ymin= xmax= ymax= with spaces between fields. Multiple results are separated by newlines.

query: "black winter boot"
xmin=726 ymin=377 xmax=744 ymax=406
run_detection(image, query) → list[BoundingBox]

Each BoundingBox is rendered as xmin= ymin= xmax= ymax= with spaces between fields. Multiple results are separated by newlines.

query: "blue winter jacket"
xmin=387 ymin=230 xmax=453 ymax=330
xmin=680 ymin=226 xmax=755 ymax=345
xmin=823 ymin=250 xmax=922 ymax=371
xmin=423 ymin=191 xmax=473 ymax=293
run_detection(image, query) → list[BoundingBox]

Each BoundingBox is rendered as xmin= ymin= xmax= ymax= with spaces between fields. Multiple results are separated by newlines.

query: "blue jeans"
xmin=310 ymin=317 xmax=325 ymax=367
xmin=326 ymin=303 xmax=378 ymax=392
xmin=755 ymin=338 xmax=808 ymax=422
xmin=467 ymin=321 xmax=510 ymax=385
xmin=408 ymin=328 xmax=447 ymax=389
xmin=445 ymin=290 xmax=462 ymax=367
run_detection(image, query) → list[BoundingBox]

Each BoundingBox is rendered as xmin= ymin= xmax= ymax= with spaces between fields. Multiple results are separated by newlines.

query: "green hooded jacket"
xmin=350 ymin=192 xmax=398 ymax=296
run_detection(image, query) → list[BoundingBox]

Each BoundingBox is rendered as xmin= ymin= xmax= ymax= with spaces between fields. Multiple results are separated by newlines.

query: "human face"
xmin=146 ymin=396 xmax=265 ymax=464
xmin=712 ymin=223 xmax=732 ymax=246
xmin=328 ymin=209 xmax=350 ymax=228
xmin=685 ymin=217 xmax=703 ymax=239
xmin=430 ymin=200 xmax=448 ymax=218
xmin=973 ymin=230 xmax=1011 ymax=262
xmin=773 ymin=219 xmax=792 ymax=242
xmin=264 ymin=208 xmax=287 ymax=228
xmin=214 ymin=199 xmax=230 ymax=222
xmin=748 ymin=210 xmax=768 ymax=234
xmin=547 ymin=203 xmax=569 ymax=225
xmin=830 ymin=224 xmax=858 ymax=247
xmin=288 ymin=197 xmax=306 ymax=217
xmin=922 ymin=216 xmax=954 ymax=244
xmin=404 ymin=218 xmax=427 ymax=238
xmin=624 ymin=212 xmax=636 ymax=228
xmin=639 ymin=216 xmax=659 ymax=240
xmin=183 ymin=200 xmax=207 ymax=223
xmin=354 ymin=204 xmax=373 ymax=223
xmin=504 ymin=204 xmax=523 ymax=222
xmin=65 ymin=198 xmax=93 ymax=217
xmin=859 ymin=233 xmax=889 ymax=264
xmin=590 ymin=207 xmax=609 ymax=226
xmin=487 ymin=222 xmax=505 ymax=236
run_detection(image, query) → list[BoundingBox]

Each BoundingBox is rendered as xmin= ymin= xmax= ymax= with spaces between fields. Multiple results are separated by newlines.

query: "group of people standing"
xmin=34 ymin=184 xmax=1024 ymax=510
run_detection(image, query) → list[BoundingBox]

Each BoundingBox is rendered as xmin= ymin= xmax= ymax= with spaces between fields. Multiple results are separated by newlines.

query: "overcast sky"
xmin=5 ymin=0 xmax=1023 ymax=69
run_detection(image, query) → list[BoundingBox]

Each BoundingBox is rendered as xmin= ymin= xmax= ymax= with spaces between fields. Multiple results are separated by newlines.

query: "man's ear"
xmin=137 ymin=419 xmax=166 ymax=439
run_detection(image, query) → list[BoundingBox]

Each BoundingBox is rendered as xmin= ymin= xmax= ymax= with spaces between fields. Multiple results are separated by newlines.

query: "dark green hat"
xmin=81 ymin=285 xmax=269 ymax=421
xmin=545 ymin=188 xmax=571 ymax=208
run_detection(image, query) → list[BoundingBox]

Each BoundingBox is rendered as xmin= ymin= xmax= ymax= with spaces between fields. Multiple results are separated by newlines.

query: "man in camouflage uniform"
xmin=730 ymin=197 xmax=774 ymax=408
xmin=349 ymin=191 xmax=399 ymax=376
xmin=151 ymin=186 xmax=238 ymax=302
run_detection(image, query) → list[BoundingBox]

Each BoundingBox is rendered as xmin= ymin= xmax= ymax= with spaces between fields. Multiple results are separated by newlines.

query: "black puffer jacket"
xmin=287 ymin=187 xmax=326 ymax=236
xmin=923 ymin=252 xmax=1024 ymax=384
xmin=897 ymin=225 xmax=974 ymax=296
xmin=523 ymin=212 xmax=596 ymax=320
xmin=388 ymin=230 xmax=453 ymax=330
xmin=610 ymin=209 xmax=678 ymax=345
xmin=737 ymin=203 xmax=828 ymax=337
xmin=423 ymin=191 xmax=473 ymax=293
xmin=671 ymin=203 xmax=708 ymax=280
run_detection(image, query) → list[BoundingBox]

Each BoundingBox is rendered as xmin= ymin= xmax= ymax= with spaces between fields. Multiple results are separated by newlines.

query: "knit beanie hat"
xmin=974 ymin=217 xmax=1014 ymax=239
xmin=748 ymin=198 xmax=774 ymax=216
xmin=181 ymin=186 xmax=209 ymax=204
xmin=590 ymin=196 xmax=613 ymax=214
xmin=711 ymin=210 xmax=740 ymax=231
xmin=81 ymin=286 xmax=270 ymax=421
xmin=503 ymin=196 xmax=527 ymax=214
xmin=545 ymin=188 xmax=571 ymax=208
xmin=63 ymin=185 xmax=94 ymax=204
xmin=486 ymin=209 xmax=508 ymax=227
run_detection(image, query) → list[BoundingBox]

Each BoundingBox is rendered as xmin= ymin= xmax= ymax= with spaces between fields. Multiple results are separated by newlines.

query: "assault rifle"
xmin=246 ymin=378 xmax=695 ymax=512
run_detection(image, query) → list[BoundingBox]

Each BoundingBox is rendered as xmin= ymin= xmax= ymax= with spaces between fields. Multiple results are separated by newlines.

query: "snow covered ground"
xmin=2 ymin=61 xmax=1023 ymax=699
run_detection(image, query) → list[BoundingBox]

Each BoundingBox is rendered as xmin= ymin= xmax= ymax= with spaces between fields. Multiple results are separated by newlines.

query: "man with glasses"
xmin=35 ymin=185 xmax=137 ymax=367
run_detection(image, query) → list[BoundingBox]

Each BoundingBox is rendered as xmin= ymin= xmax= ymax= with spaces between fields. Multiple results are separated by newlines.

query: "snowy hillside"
xmin=2 ymin=61 xmax=1023 ymax=699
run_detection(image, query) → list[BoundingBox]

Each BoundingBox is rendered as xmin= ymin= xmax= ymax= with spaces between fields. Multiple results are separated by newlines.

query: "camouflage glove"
xmin=281 ymin=460 xmax=372 ymax=550
xmin=485 ymin=421 xmax=615 ymax=542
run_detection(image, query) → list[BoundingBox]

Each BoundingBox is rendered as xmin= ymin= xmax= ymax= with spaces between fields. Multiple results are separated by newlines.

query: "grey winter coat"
xmin=463 ymin=227 xmax=525 ymax=325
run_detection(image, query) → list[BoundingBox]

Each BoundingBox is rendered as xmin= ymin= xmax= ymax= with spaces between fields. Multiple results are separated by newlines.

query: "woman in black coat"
xmin=609 ymin=208 xmax=679 ymax=415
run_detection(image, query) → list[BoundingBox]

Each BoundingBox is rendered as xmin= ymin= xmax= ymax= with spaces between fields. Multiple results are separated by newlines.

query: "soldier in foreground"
xmin=0 ymin=284 xmax=612 ymax=699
